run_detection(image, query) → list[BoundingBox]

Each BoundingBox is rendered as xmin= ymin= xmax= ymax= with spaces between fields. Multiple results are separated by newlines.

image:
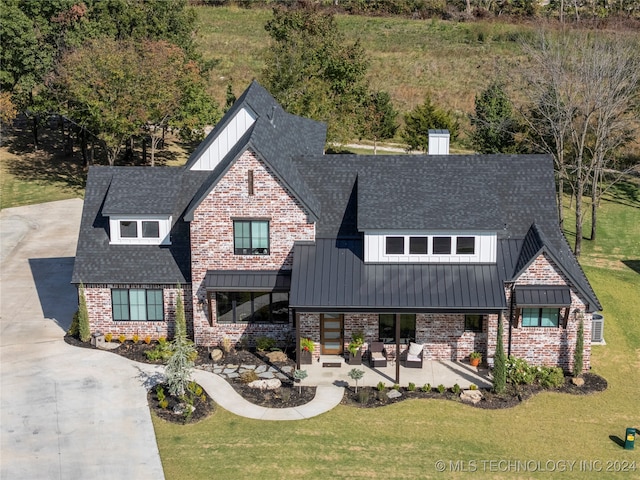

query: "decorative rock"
xmin=275 ymin=373 xmax=289 ymax=380
xmin=248 ymin=378 xmax=282 ymax=391
xmin=223 ymin=368 xmax=237 ymax=374
xmin=266 ymin=351 xmax=288 ymax=363
xmin=571 ymin=377 xmax=585 ymax=387
xmin=281 ymin=366 xmax=293 ymax=373
xmin=255 ymin=365 xmax=267 ymax=373
xmin=210 ymin=349 xmax=223 ymax=361
xmin=172 ymin=403 xmax=196 ymax=415
xmin=387 ymin=389 xmax=402 ymax=399
xmin=460 ymin=390 xmax=483 ymax=404
xmin=241 ymin=365 xmax=256 ymax=370
xmin=225 ymin=364 xmax=239 ymax=369
xmin=258 ymin=371 xmax=275 ymax=379
xmin=212 ymin=367 xmax=223 ymax=374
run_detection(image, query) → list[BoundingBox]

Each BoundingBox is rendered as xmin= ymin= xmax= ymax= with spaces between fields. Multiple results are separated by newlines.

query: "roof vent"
xmin=428 ymin=129 xmax=449 ymax=155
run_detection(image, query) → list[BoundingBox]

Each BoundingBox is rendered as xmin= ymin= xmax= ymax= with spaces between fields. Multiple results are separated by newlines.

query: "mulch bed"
xmin=341 ymin=372 xmax=608 ymax=409
xmin=65 ymin=335 xmax=608 ymax=417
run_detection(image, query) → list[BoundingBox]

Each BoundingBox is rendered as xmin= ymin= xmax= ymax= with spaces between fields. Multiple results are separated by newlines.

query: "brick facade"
xmin=486 ymin=253 xmax=591 ymax=372
xmin=83 ymin=284 xmax=192 ymax=340
xmin=190 ymin=150 xmax=315 ymax=346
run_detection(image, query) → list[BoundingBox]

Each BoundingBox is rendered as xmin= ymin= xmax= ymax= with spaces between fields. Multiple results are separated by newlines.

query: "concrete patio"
xmin=299 ymin=355 xmax=493 ymax=389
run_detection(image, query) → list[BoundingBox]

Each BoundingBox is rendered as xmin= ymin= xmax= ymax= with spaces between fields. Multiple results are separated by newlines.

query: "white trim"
xmin=364 ymin=231 xmax=496 ymax=263
xmin=109 ymin=215 xmax=172 ymax=245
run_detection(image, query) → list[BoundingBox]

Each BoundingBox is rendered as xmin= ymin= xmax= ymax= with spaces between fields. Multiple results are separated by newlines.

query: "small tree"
xmin=165 ymin=287 xmax=196 ymax=397
xmin=573 ymin=316 xmax=584 ymax=378
xmin=293 ymin=369 xmax=308 ymax=394
xmin=470 ymin=82 xmax=518 ymax=154
xmin=493 ymin=317 xmax=506 ymax=394
xmin=78 ymin=283 xmax=91 ymax=343
xmin=402 ymin=95 xmax=458 ymax=152
xmin=348 ymin=368 xmax=365 ymax=393
xmin=361 ymin=90 xmax=398 ymax=154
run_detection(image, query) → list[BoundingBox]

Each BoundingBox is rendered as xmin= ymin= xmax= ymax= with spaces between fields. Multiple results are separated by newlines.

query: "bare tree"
xmin=520 ymin=32 xmax=640 ymax=257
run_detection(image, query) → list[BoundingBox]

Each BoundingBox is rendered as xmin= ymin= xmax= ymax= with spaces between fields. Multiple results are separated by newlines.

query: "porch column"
xmin=295 ymin=310 xmax=300 ymax=370
xmin=395 ymin=313 xmax=400 ymax=384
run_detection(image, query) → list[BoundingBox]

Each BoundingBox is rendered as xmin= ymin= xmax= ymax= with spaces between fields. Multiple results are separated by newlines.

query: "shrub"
xmin=437 ymin=384 xmax=446 ymax=394
xmin=144 ymin=336 xmax=152 ymax=345
xmin=188 ymin=381 xmax=203 ymax=396
xmin=376 ymin=381 xmax=386 ymax=391
xmin=68 ymin=310 xmax=79 ymax=337
xmin=407 ymin=382 xmax=416 ymax=391
xmin=77 ymin=284 xmax=91 ymax=343
xmin=158 ymin=399 xmax=168 ymax=409
xmin=256 ymin=336 xmax=276 ymax=352
xmin=493 ymin=318 xmax=507 ymax=393
xmin=573 ymin=317 xmax=584 ymax=377
xmin=221 ymin=337 xmax=232 ymax=353
xmin=421 ymin=383 xmax=431 ymax=392
xmin=393 ymin=384 xmax=400 ymax=391
xmin=358 ymin=390 xmax=370 ymax=404
xmin=118 ymin=334 xmax=126 ymax=344
xmin=469 ymin=383 xmax=478 ymax=390
xmin=240 ymin=370 xmax=259 ymax=384
xmin=452 ymin=383 xmax=461 ymax=394
xmin=536 ymin=366 xmax=565 ymax=388
xmin=132 ymin=334 xmax=139 ymax=344
xmin=156 ymin=385 xmax=166 ymax=402
xmin=506 ymin=356 xmax=535 ymax=385
xmin=145 ymin=341 xmax=172 ymax=361
xmin=280 ymin=388 xmax=291 ymax=402
xmin=105 ymin=332 xmax=113 ymax=343
xmin=377 ymin=390 xmax=388 ymax=401
xmin=158 ymin=337 xmax=167 ymax=346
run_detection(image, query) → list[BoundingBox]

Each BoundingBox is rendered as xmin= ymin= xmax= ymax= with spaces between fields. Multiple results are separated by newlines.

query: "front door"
xmin=320 ymin=313 xmax=343 ymax=355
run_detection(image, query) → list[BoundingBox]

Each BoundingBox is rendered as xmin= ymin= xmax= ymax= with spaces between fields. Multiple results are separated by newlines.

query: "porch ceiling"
xmin=291 ymin=239 xmax=507 ymax=311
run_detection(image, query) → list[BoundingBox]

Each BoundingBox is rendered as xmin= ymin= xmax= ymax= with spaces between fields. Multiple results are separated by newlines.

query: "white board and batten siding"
xmin=189 ymin=106 xmax=257 ymax=171
xmin=364 ymin=231 xmax=497 ymax=263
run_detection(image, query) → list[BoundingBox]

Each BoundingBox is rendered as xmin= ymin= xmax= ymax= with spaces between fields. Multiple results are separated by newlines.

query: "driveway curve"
xmin=1 ymin=200 xmax=165 ymax=480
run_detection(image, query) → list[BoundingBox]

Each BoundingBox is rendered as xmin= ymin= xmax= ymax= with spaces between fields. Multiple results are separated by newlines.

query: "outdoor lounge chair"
xmin=368 ymin=342 xmax=388 ymax=368
xmin=401 ymin=342 xmax=424 ymax=368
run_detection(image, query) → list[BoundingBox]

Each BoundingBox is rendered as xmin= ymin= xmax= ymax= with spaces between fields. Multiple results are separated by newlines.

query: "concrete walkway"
xmin=0 ymin=199 xmax=345 ymax=479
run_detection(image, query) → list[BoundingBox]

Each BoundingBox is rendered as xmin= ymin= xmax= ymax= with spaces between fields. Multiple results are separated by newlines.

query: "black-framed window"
xmin=120 ymin=221 xmax=138 ymax=238
xmin=464 ymin=314 xmax=483 ymax=332
xmin=456 ymin=237 xmax=475 ymax=254
xmin=385 ymin=236 xmax=404 ymax=255
xmin=112 ymin=288 xmax=163 ymax=321
xmin=215 ymin=291 xmax=289 ymax=323
xmin=234 ymin=220 xmax=269 ymax=255
xmin=409 ymin=236 xmax=428 ymax=254
xmin=378 ymin=314 xmax=416 ymax=343
xmin=522 ymin=308 xmax=560 ymax=327
xmin=433 ymin=236 xmax=452 ymax=254
xmin=142 ymin=221 xmax=160 ymax=238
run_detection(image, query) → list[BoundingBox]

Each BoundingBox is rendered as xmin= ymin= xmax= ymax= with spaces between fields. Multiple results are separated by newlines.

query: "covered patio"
xmin=298 ymin=355 xmax=492 ymax=389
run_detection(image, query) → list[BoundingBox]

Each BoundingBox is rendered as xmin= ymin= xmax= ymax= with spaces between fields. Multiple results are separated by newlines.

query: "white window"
xmin=109 ymin=216 xmax=171 ymax=245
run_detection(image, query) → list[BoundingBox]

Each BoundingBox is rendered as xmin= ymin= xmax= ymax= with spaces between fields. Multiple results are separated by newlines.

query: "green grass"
xmin=153 ymin=182 xmax=640 ymax=479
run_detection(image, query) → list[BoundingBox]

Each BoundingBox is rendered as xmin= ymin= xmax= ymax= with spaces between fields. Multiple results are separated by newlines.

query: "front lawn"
xmin=153 ymin=180 xmax=640 ymax=479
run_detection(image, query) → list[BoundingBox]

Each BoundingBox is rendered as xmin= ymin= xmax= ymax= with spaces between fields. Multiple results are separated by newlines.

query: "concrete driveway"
xmin=1 ymin=200 xmax=165 ymax=479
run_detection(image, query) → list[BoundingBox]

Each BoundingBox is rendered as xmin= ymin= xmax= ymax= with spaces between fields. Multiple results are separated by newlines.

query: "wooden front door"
xmin=320 ymin=313 xmax=343 ymax=355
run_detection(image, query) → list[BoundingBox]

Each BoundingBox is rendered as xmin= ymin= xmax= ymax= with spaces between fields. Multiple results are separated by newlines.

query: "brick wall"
xmin=82 ymin=284 xmax=192 ymax=340
xmin=487 ymin=253 xmax=592 ymax=372
xmin=190 ymin=150 xmax=315 ymax=346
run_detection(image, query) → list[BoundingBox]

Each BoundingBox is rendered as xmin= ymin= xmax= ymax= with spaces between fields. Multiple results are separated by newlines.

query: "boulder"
xmin=266 ymin=351 xmax=289 ymax=363
xmin=248 ymin=378 xmax=282 ymax=391
xmin=387 ymin=389 xmax=402 ymax=399
xmin=460 ymin=389 xmax=483 ymax=405
xmin=571 ymin=376 xmax=585 ymax=387
xmin=210 ymin=349 xmax=223 ymax=361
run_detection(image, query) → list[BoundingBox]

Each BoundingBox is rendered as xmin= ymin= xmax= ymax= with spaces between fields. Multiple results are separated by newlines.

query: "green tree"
xmin=493 ymin=317 xmax=507 ymax=394
xmin=262 ymin=4 xmax=370 ymax=144
xmin=470 ymin=82 xmax=518 ymax=153
xmin=166 ymin=287 xmax=196 ymax=398
xmin=402 ymin=96 xmax=459 ymax=153
xmin=361 ymin=91 xmax=398 ymax=154
xmin=78 ymin=283 xmax=91 ymax=343
xmin=573 ymin=317 xmax=584 ymax=378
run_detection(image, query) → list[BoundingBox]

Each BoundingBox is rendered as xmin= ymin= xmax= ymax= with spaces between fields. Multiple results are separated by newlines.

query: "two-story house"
xmin=72 ymin=81 xmax=601 ymax=372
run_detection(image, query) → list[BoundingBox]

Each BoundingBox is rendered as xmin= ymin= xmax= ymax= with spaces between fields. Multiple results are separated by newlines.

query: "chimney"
xmin=428 ymin=129 xmax=450 ymax=155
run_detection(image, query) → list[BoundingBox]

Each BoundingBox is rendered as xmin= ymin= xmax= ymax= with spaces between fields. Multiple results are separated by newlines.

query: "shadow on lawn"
xmin=621 ymin=260 xmax=640 ymax=275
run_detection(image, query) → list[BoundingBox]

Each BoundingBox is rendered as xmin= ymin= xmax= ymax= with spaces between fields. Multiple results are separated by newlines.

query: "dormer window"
xmin=433 ymin=236 xmax=452 ymax=254
xmin=385 ymin=236 xmax=404 ymax=255
xmin=109 ymin=216 xmax=171 ymax=245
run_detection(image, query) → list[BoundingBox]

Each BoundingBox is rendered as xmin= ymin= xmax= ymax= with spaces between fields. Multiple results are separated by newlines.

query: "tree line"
xmin=0 ymin=0 xmax=219 ymax=166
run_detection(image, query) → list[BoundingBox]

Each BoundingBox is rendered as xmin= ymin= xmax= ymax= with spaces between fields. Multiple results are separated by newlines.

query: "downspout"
xmin=395 ymin=313 xmax=401 ymax=384
xmin=294 ymin=309 xmax=300 ymax=370
xmin=508 ymin=284 xmax=515 ymax=357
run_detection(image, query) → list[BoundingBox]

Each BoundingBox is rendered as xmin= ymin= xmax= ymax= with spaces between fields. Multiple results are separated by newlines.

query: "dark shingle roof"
xmin=72 ymin=166 xmax=208 ymax=284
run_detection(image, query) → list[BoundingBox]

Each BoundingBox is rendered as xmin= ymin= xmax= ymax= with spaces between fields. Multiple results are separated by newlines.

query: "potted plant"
xmin=469 ymin=351 xmax=482 ymax=367
xmin=347 ymin=331 xmax=364 ymax=365
xmin=300 ymin=337 xmax=314 ymax=364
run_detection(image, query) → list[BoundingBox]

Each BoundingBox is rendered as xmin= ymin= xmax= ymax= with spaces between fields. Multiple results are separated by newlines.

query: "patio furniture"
xmin=401 ymin=342 xmax=424 ymax=368
xmin=368 ymin=342 xmax=388 ymax=368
